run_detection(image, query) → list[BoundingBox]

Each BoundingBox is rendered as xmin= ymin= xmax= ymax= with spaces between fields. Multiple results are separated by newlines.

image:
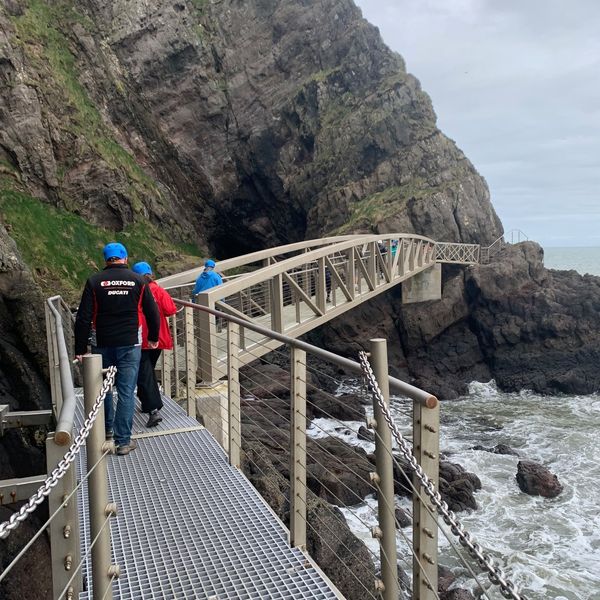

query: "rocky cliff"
xmin=0 ymin=1 xmax=599 ymax=596
xmin=0 ymin=0 xmax=509 ymax=433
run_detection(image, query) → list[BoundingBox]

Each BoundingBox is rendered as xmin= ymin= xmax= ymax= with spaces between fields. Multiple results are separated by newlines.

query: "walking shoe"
xmin=146 ymin=409 xmax=162 ymax=428
xmin=105 ymin=429 xmax=114 ymax=440
xmin=116 ymin=440 xmax=138 ymax=456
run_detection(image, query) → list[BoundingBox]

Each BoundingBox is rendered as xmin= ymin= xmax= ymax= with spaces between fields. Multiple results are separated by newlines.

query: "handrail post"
xmin=82 ymin=354 xmax=116 ymax=600
xmin=367 ymin=242 xmax=377 ymax=286
xmin=227 ymin=322 xmax=241 ymax=468
xmin=161 ymin=318 xmax=173 ymax=398
xmin=413 ymin=395 xmax=439 ymax=599
xmin=196 ymin=294 xmax=218 ymax=382
xmin=271 ymin=274 xmax=283 ymax=332
xmin=184 ymin=306 xmax=196 ymax=418
xmin=369 ymin=338 xmax=399 ymax=600
xmin=47 ymin=433 xmax=81 ymax=599
xmin=45 ymin=302 xmax=62 ymax=417
xmin=171 ymin=314 xmax=180 ymax=398
xmin=290 ymin=346 xmax=307 ymax=549
xmin=316 ymin=257 xmax=326 ymax=313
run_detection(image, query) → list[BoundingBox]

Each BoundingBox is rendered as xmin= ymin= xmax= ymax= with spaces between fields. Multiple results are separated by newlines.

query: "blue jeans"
xmin=92 ymin=345 xmax=142 ymax=447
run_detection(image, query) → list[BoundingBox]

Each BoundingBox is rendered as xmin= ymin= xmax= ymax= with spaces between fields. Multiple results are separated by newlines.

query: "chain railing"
xmin=0 ymin=367 xmax=116 ymax=541
xmin=0 ymin=360 xmax=117 ymax=600
xmin=358 ymin=351 xmax=527 ymax=600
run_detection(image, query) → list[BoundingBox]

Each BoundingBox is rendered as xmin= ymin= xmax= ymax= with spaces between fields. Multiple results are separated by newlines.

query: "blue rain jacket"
xmin=192 ymin=269 xmax=223 ymax=296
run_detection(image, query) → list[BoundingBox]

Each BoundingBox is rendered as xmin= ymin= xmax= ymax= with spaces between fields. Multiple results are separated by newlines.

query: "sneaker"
xmin=105 ymin=429 xmax=114 ymax=440
xmin=116 ymin=440 xmax=138 ymax=456
xmin=146 ymin=410 xmax=163 ymax=428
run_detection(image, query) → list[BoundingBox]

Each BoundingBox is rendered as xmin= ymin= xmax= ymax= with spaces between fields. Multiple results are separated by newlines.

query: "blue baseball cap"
xmin=204 ymin=259 xmax=216 ymax=268
xmin=132 ymin=261 xmax=153 ymax=275
xmin=103 ymin=242 xmax=127 ymax=261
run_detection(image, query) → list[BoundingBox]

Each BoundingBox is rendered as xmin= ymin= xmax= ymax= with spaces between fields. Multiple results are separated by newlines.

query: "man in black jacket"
xmin=75 ymin=242 xmax=160 ymax=455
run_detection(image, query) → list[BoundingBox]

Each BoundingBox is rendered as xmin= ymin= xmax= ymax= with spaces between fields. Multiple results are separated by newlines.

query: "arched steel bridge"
xmin=159 ymin=234 xmax=481 ymax=381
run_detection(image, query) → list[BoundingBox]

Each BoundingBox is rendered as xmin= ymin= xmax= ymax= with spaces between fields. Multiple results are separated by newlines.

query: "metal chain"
xmin=358 ymin=351 xmax=527 ymax=600
xmin=0 ymin=366 xmax=117 ymax=540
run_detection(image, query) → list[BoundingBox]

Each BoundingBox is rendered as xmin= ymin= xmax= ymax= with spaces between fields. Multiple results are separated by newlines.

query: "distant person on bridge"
xmin=75 ymin=242 xmax=160 ymax=456
xmin=191 ymin=258 xmax=222 ymax=300
xmin=132 ymin=261 xmax=177 ymax=428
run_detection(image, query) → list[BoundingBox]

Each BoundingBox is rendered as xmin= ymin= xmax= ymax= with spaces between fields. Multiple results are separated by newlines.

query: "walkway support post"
xmin=196 ymin=294 xmax=218 ymax=382
xmin=47 ymin=433 xmax=81 ymax=599
xmin=370 ymin=338 xmax=399 ymax=600
xmin=184 ymin=306 xmax=196 ymax=418
xmin=227 ymin=322 xmax=241 ymax=468
xmin=290 ymin=347 xmax=307 ymax=549
xmin=413 ymin=393 xmax=440 ymax=599
xmin=83 ymin=354 xmax=116 ymax=600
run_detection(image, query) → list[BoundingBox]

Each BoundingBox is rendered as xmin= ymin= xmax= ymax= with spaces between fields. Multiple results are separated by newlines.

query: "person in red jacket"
xmin=132 ymin=262 xmax=177 ymax=427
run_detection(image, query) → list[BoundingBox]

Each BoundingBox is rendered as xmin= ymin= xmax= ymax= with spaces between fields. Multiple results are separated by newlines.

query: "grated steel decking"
xmin=74 ymin=391 xmax=339 ymax=599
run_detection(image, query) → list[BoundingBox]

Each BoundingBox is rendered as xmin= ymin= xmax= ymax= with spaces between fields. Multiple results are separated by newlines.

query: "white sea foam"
xmin=312 ymin=378 xmax=600 ymax=599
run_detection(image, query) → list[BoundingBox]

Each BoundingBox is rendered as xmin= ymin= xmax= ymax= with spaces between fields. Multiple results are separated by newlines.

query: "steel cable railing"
xmin=158 ymin=298 xmax=529 ymax=600
xmin=163 ymin=304 xmax=427 ymax=600
xmin=0 ymin=367 xmax=116 ymax=541
xmin=0 ymin=447 xmax=110 ymax=584
xmin=359 ymin=351 xmax=527 ymax=600
xmin=224 ymin=336 xmax=443 ymax=598
xmin=236 ymin=325 xmax=494 ymax=598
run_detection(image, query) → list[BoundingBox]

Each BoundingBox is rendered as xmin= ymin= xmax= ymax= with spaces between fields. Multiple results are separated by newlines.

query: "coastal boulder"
xmin=515 ymin=460 xmax=563 ymax=498
xmin=472 ymin=443 xmax=519 ymax=456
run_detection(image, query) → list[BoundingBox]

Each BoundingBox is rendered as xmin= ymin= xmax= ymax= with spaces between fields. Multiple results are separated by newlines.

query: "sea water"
xmin=543 ymin=246 xmax=600 ymax=276
xmin=309 ymin=249 xmax=600 ymax=599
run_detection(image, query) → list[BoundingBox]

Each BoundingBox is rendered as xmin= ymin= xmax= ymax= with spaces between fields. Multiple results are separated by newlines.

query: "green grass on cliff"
xmin=0 ymin=190 xmax=199 ymax=301
xmin=334 ymin=182 xmax=428 ymax=233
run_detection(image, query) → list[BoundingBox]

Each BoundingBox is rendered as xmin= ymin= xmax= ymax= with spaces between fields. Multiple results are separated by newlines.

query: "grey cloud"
xmin=355 ymin=0 xmax=600 ymax=246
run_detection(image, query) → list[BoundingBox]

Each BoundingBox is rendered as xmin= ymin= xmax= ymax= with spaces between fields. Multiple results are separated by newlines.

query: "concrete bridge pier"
xmin=402 ymin=264 xmax=441 ymax=304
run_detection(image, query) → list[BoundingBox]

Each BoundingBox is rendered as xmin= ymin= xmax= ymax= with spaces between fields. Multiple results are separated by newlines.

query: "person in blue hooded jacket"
xmin=192 ymin=259 xmax=223 ymax=300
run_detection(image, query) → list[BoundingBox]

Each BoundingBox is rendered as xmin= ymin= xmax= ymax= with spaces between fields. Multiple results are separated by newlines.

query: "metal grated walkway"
xmin=75 ymin=392 xmax=340 ymax=599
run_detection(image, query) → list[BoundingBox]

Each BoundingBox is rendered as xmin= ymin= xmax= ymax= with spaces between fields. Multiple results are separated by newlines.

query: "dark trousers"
xmin=137 ymin=349 xmax=163 ymax=413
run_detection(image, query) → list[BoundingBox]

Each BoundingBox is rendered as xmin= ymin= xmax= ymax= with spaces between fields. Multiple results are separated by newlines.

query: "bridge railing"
xmin=161 ymin=300 xmax=527 ymax=600
xmin=164 ymin=234 xmax=438 ymax=382
xmin=435 ymin=242 xmax=480 ymax=264
xmin=161 ymin=299 xmax=440 ymax=599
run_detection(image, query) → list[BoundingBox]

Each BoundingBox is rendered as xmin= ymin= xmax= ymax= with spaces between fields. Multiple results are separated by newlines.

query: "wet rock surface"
xmin=472 ymin=443 xmax=520 ymax=456
xmin=516 ymin=460 xmax=563 ymax=498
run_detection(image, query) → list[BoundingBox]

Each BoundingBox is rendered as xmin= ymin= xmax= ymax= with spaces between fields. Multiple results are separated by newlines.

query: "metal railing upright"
xmin=159 ymin=299 xmax=527 ymax=600
xmin=2 ymin=280 xmax=528 ymax=600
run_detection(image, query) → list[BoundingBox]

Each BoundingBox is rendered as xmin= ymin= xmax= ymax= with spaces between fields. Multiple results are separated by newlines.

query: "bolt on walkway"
xmin=74 ymin=393 xmax=340 ymax=599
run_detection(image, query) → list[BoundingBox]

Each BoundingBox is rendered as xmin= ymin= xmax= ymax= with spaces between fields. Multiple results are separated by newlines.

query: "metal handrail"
xmin=174 ymin=299 xmax=437 ymax=408
xmin=195 ymin=234 xmax=435 ymax=301
xmin=158 ymin=234 xmax=365 ymax=288
xmin=46 ymin=296 xmax=76 ymax=446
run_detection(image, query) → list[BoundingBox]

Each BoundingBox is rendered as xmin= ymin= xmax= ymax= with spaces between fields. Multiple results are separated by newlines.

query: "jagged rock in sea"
xmin=472 ymin=443 xmax=520 ymax=456
xmin=516 ymin=460 xmax=563 ymax=498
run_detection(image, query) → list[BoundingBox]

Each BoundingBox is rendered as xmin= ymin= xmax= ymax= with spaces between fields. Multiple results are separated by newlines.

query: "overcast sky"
xmin=354 ymin=0 xmax=600 ymax=247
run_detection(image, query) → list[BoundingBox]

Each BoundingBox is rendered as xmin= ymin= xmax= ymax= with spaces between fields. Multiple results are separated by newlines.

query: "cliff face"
xmin=0 ymin=0 xmax=597 ymax=408
xmin=1 ymin=0 xmax=502 ymax=256
xmin=0 ymin=0 xmax=505 ymax=407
